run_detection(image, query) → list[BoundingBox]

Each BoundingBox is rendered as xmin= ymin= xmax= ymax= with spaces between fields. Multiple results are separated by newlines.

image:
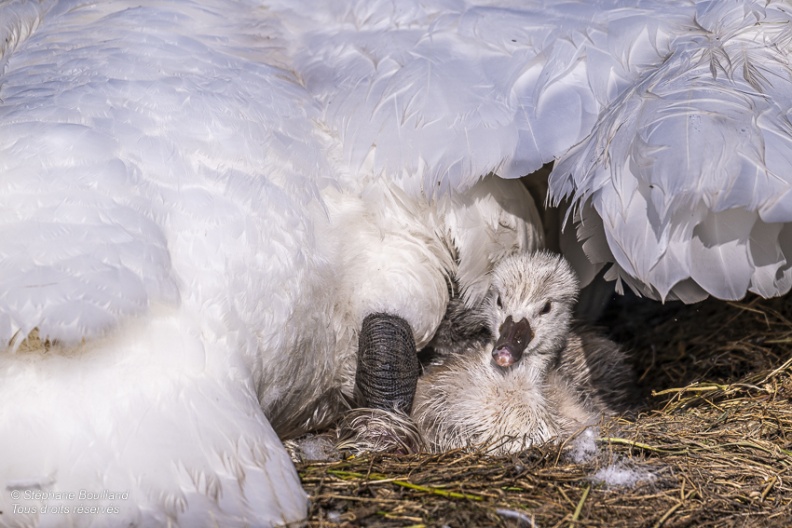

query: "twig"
xmin=759 ymin=356 xmax=792 ymax=383
xmin=569 ymin=485 xmax=590 ymax=527
xmin=598 ymin=437 xmax=685 ymax=454
xmin=652 ymin=490 xmax=696 ymax=528
xmin=326 ymin=469 xmax=485 ymax=501
xmin=760 ymin=476 xmax=778 ymax=502
xmin=653 ymin=384 xmax=729 ymax=396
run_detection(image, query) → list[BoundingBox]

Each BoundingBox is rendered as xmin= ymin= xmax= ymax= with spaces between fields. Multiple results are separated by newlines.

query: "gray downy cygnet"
xmin=412 ymin=251 xmax=636 ymax=454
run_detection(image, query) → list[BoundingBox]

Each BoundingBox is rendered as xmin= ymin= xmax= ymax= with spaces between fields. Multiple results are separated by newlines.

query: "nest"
xmin=294 ymin=292 xmax=792 ymax=527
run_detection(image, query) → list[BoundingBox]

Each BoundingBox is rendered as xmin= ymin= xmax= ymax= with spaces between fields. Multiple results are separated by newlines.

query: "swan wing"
xmin=276 ymin=0 xmax=792 ymax=301
xmin=552 ymin=0 xmax=792 ymax=300
xmin=274 ymin=0 xmax=686 ymax=193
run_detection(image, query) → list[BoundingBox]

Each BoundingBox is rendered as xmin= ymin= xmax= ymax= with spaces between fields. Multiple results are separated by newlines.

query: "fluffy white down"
xmin=412 ymin=253 xmax=634 ymax=455
xmin=0 ymin=1 xmax=542 ymax=526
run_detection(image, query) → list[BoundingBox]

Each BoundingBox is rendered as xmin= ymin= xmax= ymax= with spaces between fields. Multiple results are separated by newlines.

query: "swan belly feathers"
xmin=1 ymin=309 xmax=307 ymax=526
xmin=1 ymin=1 xmax=327 ymax=525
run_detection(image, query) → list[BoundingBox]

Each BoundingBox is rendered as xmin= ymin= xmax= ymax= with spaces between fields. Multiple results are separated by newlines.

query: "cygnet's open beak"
xmin=492 ymin=316 xmax=533 ymax=367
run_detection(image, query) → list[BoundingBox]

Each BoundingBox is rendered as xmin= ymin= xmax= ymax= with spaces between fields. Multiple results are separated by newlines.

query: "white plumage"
xmin=2 ymin=1 xmax=330 ymax=525
xmin=0 ymin=1 xmax=541 ymax=526
xmin=275 ymin=0 xmax=792 ymax=302
xmin=552 ymin=1 xmax=792 ymax=302
xmin=3 ymin=0 xmax=792 ymax=526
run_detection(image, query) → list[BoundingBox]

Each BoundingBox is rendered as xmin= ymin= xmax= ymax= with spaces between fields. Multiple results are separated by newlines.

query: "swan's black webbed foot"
xmin=354 ymin=313 xmax=420 ymax=412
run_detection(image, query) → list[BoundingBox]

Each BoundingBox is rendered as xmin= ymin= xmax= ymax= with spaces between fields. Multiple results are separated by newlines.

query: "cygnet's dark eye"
xmin=496 ymin=295 xmax=503 ymax=309
xmin=540 ymin=301 xmax=552 ymax=315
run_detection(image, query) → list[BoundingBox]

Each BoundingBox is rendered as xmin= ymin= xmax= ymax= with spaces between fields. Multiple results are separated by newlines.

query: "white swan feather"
xmin=275 ymin=0 xmax=792 ymax=301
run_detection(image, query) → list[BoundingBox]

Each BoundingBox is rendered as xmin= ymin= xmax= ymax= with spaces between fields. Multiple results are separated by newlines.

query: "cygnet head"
xmin=487 ymin=251 xmax=579 ymax=368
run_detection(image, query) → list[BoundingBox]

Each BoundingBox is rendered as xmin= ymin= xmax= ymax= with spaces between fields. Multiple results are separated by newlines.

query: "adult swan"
xmin=5 ymin=0 xmax=792 ymax=525
xmin=0 ymin=1 xmax=541 ymax=525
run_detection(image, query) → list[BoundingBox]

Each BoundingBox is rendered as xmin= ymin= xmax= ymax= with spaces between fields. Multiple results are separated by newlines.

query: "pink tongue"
xmin=493 ymin=348 xmax=515 ymax=367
